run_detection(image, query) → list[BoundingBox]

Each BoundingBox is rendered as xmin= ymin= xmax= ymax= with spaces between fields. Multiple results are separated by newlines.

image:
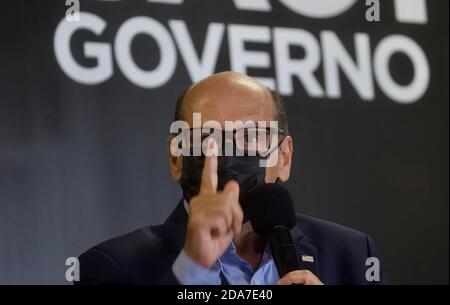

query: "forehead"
xmin=182 ymin=77 xmax=275 ymax=128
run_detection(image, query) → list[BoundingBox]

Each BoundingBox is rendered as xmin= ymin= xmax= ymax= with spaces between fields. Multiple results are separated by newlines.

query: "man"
xmin=77 ymin=72 xmax=385 ymax=285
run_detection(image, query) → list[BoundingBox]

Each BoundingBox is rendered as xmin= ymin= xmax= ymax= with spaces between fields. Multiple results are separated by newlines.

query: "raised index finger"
xmin=200 ymin=137 xmax=218 ymax=194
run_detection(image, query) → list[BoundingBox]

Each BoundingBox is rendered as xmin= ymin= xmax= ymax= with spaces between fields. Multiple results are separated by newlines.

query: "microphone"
xmin=241 ymin=183 xmax=300 ymax=277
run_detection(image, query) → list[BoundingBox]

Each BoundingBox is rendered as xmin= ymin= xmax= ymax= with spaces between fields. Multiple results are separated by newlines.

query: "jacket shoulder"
xmin=296 ymin=213 xmax=370 ymax=243
xmin=87 ymin=225 xmax=166 ymax=258
xmin=77 ymin=224 xmax=177 ymax=284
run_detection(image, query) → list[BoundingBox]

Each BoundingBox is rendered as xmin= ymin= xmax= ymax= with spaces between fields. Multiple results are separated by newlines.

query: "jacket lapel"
xmin=291 ymin=225 xmax=320 ymax=278
xmin=162 ymin=200 xmax=188 ymax=253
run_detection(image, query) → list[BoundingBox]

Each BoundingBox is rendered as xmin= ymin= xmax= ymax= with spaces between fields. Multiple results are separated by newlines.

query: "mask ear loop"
xmin=256 ymin=133 xmax=286 ymax=172
xmin=256 ymin=126 xmax=286 ymax=158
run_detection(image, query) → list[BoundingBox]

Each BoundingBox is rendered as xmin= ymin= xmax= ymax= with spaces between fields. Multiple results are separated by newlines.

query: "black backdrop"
xmin=0 ymin=0 xmax=448 ymax=284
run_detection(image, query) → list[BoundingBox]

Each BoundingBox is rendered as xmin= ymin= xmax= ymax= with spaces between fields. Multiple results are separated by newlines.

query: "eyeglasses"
xmin=171 ymin=127 xmax=285 ymax=157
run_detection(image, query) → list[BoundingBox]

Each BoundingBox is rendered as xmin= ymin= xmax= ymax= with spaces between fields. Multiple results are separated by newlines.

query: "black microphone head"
xmin=241 ymin=183 xmax=296 ymax=235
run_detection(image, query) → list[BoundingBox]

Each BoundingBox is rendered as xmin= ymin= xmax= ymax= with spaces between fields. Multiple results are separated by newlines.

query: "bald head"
xmin=174 ymin=72 xmax=287 ymax=134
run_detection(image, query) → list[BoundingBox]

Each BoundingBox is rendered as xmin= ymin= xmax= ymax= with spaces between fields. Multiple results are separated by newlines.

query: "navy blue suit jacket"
xmin=76 ymin=201 xmax=385 ymax=285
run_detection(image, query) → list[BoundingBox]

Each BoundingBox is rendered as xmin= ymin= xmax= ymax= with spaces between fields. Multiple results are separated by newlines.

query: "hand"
xmin=277 ymin=270 xmax=324 ymax=285
xmin=184 ymin=138 xmax=244 ymax=268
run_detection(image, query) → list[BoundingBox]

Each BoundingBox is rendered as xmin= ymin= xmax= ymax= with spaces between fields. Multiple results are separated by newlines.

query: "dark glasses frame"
xmin=170 ymin=127 xmax=287 ymax=157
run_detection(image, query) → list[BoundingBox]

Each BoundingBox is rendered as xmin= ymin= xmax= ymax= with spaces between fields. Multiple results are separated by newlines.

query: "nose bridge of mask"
xmin=216 ymin=156 xmax=265 ymax=190
xmin=218 ymin=156 xmax=259 ymax=172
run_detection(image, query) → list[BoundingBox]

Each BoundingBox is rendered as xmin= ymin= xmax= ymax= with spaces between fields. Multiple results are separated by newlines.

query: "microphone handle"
xmin=266 ymin=225 xmax=301 ymax=278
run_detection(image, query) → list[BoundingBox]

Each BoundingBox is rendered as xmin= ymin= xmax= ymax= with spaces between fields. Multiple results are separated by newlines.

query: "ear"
xmin=167 ymin=136 xmax=182 ymax=182
xmin=277 ymin=136 xmax=293 ymax=182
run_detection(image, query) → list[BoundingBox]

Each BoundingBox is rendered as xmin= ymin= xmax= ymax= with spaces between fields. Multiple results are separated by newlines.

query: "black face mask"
xmin=179 ymin=155 xmax=266 ymax=222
